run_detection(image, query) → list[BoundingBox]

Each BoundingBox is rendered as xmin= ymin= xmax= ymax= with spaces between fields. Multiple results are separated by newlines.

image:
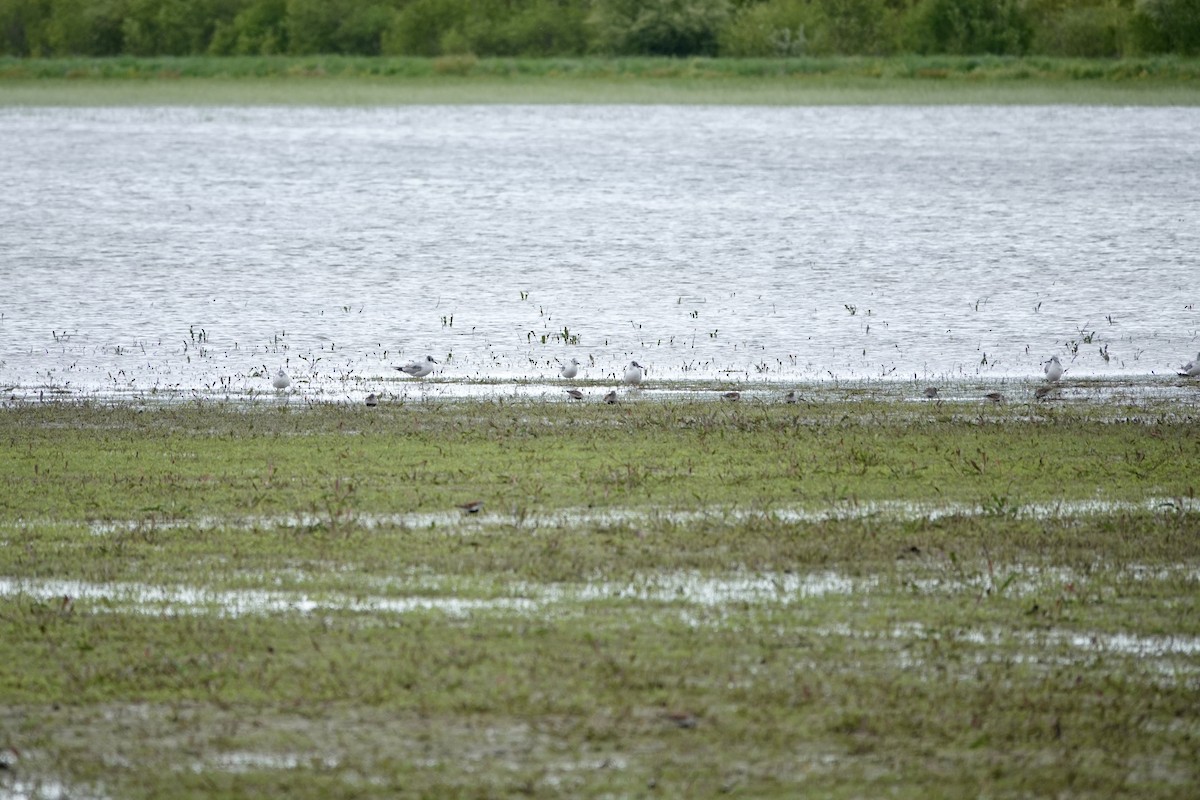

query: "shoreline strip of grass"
xmin=3 ymin=55 xmax=1199 ymax=105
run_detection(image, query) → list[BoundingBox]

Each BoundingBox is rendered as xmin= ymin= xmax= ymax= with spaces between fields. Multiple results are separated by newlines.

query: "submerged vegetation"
xmin=1 ymin=398 xmax=1198 ymax=797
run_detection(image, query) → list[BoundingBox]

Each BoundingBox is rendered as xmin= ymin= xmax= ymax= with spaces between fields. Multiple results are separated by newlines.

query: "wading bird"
xmin=603 ymin=390 xmax=618 ymax=404
xmin=559 ymin=358 xmax=580 ymax=379
xmin=1044 ymin=356 xmax=1063 ymax=383
xmin=623 ymin=361 xmax=644 ymax=386
xmin=565 ymin=389 xmax=583 ymax=400
xmin=272 ymin=368 xmax=290 ymax=390
xmin=1180 ymin=353 xmax=1200 ymax=378
xmin=396 ymin=355 xmax=438 ymax=378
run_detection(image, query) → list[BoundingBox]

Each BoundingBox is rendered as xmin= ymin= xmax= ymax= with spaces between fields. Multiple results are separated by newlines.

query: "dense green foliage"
xmin=2 ymin=0 xmax=1198 ymax=58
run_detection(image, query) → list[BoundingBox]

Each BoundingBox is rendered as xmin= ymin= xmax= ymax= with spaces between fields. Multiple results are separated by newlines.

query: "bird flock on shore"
xmin=267 ymin=350 xmax=1200 ymax=406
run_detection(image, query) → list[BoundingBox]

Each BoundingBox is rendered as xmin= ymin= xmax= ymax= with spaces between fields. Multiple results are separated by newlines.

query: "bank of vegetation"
xmin=2 ymin=0 xmax=1198 ymax=61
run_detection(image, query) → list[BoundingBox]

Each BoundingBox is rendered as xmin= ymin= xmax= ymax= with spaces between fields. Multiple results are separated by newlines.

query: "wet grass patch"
xmin=1 ymin=400 xmax=1198 ymax=797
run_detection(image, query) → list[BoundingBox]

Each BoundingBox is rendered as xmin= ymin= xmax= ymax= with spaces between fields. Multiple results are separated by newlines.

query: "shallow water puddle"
xmin=3 ymin=573 xmax=1197 ymax=665
xmin=75 ymin=495 xmax=1200 ymax=538
xmin=0 ymin=571 xmax=859 ymax=617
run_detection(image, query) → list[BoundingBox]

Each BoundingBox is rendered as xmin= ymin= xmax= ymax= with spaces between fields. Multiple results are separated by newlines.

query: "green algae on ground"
xmin=1 ymin=399 xmax=1198 ymax=798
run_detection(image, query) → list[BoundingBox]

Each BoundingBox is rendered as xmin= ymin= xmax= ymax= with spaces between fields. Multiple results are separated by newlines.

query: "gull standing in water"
xmin=396 ymin=356 xmax=438 ymax=378
xmin=1179 ymin=353 xmax=1200 ymax=378
xmin=559 ymin=358 xmax=580 ymax=379
xmin=272 ymin=368 xmax=291 ymax=391
xmin=623 ymin=361 xmax=644 ymax=386
xmin=1044 ymin=356 xmax=1063 ymax=383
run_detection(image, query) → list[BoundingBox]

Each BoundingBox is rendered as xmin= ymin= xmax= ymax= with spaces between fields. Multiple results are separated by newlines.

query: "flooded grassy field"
xmin=1 ymin=395 xmax=1198 ymax=797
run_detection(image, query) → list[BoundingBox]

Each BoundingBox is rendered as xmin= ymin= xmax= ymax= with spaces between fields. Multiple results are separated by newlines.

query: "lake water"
xmin=2 ymin=104 xmax=1198 ymax=402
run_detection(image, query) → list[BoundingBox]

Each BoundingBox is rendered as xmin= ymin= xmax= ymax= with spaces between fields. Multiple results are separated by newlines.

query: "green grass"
xmin=2 ymin=55 xmax=1199 ymax=105
xmin=1 ymin=399 xmax=1198 ymax=797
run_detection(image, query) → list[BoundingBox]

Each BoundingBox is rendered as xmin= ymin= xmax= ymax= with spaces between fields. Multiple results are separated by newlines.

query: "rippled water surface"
xmin=3 ymin=105 xmax=1198 ymax=400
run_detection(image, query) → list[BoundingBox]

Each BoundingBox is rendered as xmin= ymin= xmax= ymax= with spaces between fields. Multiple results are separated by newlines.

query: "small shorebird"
xmin=923 ymin=387 xmax=939 ymax=399
xmin=365 ymin=393 xmax=379 ymax=407
xmin=784 ymin=391 xmax=798 ymax=404
xmin=565 ymin=389 xmax=583 ymax=400
xmin=457 ymin=500 xmax=484 ymax=514
xmin=396 ymin=355 xmax=438 ymax=378
xmin=603 ymin=390 xmax=618 ymax=404
xmin=271 ymin=368 xmax=290 ymax=390
xmin=1179 ymin=352 xmax=1200 ymax=378
xmin=983 ymin=391 xmax=1004 ymax=404
xmin=1034 ymin=385 xmax=1054 ymax=400
xmin=721 ymin=391 xmax=740 ymax=401
xmin=559 ymin=358 xmax=580 ymax=379
xmin=623 ymin=361 xmax=644 ymax=386
xmin=1044 ymin=356 xmax=1063 ymax=383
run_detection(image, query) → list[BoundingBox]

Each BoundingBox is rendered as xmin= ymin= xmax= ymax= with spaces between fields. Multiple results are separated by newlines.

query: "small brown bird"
xmin=660 ymin=711 xmax=699 ymax=729
xmin=603 ymin=390 xmax=618 ymax=404
xmin=983 ymin=392 xmax=1004 ymax=404
xmin=721 ymin=391 xmax=740 ymax=401
xmin=457 ymin=500 xmax=484 ymax=514
xmin=365 ymin=393 xmax=379 ymax=407
xmin=1034 ymin=385 xmax=1054 ymax=400
xmin=923 ymin=387 xmax=939 ymax=399
xmin=565 ymin=389 xmax=583 ymax=400
xmin=784 ymin=390 xmax=798 ymax=404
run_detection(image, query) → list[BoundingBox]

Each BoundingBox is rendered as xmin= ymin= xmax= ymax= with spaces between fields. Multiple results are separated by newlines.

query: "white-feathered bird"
xmin=1044 ymin=356 xmax=1063 ymax=383
xmin=1179 ymin=353 xmax=1200 ymax=378
xmin=396 ymin=356 xmax=438 ymax=378
xmin=623 ymin=361 xmax=644 ymax=386
xmin=559 ymin=358 xmax=580 ymax=379
xmin=271 ymin=368 xmax=291 ymax=390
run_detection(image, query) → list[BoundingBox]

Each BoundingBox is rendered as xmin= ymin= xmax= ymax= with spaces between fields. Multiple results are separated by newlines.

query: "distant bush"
xmin=814 ymin=0 xmax=897 ymax=55
xmin=908 ymin=0 xmax=1033 ymax=55
xmin=208 ymin=0 xmax=288 ymax=55
xmin=486 ymin=0 xmax=589 ymax=56
xmin=120 ymin=0 xmax=243 ymax=57
xmin=382 ymin=0 xmax=466 ymax=56
xmin=719 ymin=0 xmax=816 ymax=57
xmin=1030 ymin=2 xmax=1133 ymax=57
xmin=44 ymin=0 xmax=126 ymax=56
xmin=590 ymin=0 xmax=732 ymax=56
xmin=1132 ymin=0 xmax=1200 ymax=55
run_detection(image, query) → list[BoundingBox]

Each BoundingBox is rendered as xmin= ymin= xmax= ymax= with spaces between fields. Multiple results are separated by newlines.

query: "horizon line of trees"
xmin=2 ymin=0 xmax=1198 ymax=60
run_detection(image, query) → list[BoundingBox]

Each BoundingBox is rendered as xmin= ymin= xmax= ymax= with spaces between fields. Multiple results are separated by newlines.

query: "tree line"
xmin=2 ymin=0 xmax=1198 ymax=59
